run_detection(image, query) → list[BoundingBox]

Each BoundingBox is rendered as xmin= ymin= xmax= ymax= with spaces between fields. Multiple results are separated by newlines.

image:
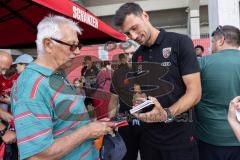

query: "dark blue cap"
xmin=100 ymin=132 xmax=127 ymax=160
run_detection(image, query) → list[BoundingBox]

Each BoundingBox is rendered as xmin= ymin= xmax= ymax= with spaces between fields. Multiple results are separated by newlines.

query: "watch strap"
xmin=163 ymin=108 xmax=174 ymax=123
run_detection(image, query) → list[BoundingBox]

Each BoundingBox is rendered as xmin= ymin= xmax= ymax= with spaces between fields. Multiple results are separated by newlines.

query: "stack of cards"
xmin=130 ymin=100 xmax=154 ymax=114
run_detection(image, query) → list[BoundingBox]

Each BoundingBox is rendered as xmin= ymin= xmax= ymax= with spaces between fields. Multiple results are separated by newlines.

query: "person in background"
xmin=132 ymin=83 xmax=147 ymax=106
xmin=73 ymin=77 xmax=85 ymax=99
xmin=195 ymin=45 xmax=204 ymax=57
xmin=93 ymin=61 xmax=113 ymax=119
xmin=0 ymin=51 xmax=18 ymax=106
xmin=0 ymin=51 xmax=16 ymax=145
xmin=195 ymin=25 xmax=240 ymax=160
xmin=81 ymin=56 xmax=99 ymax=107
xmin=13 ymin=54 xmax=34 ymax=74
xmin=96 ymin=61 xmax=113 ymax=92
xmin=81 ymin=56 xmax=99 ymax=88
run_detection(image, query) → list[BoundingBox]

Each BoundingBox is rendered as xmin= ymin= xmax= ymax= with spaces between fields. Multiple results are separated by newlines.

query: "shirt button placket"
xmin=149 ymin=49 xmax=153 ymax=61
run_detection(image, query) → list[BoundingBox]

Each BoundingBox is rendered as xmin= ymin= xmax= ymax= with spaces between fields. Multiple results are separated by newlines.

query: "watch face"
xmin=164 ymin=108 xmax=174 ymax=123
xmin=167 ymin=117 xmax=174 ymax=123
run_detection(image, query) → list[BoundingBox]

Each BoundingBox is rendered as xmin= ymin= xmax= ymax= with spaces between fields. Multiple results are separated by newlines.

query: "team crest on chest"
xmin=162 ymin=47 xmax=171 ymax=59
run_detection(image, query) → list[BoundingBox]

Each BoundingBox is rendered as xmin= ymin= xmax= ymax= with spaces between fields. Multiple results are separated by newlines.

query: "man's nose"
xmin=74 ymin=47 xmax=82 ymax=56
xmin=70 ymin=48 xmax=81 ymax=58
xmin=129 ymin=31 xmax=138 ymax=40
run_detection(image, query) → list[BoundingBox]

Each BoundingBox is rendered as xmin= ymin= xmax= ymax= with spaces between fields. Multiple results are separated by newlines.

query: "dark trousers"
xmin=139 ymin=140 xmax=199 ymax=160
xmin=198 ymin=140 xmax=240 ymax=160
xmin=119 ymin=124 xmax=199 ymax=160
xmin=118 ymin=125 xmax=142 ymax=160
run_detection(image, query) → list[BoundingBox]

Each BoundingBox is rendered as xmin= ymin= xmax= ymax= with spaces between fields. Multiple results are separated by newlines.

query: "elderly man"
xmin=11 ymin=15 xmax=113 ymax=160
xmin=0 ymin=51 xmax=12 ymax=75
xmin=195 ymin=25 xmax=240 ymax=160
xmin=0 ymin=51 xmax=13 ymax=105
xmin=0 ymin=51 xmax=16 ymax=144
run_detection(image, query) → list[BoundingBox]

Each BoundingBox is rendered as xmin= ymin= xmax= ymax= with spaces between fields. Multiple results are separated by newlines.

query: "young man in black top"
xmin=114 ymin=3 xmax=201 ymax=160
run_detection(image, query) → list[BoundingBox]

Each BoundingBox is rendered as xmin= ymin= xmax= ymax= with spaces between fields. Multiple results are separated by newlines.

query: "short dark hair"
xmin=118 ymin=53 xmax=127 ymax=60
xmin=195 ymin=45 xmax=204 ymax=52
xmin=212 ymin=25 xmax=240 ymax=47
xmin=84 ymin=56 xmax=91 ymax=61
xmin=114 ymin=3 xmax=143 ymax=27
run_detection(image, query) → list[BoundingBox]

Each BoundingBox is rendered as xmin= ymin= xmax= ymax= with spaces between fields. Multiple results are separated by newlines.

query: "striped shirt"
xmin=11 ymin=63 xmax=99 ymax=160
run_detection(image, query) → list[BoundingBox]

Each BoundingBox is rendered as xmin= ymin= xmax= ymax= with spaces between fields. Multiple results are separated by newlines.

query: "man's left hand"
xmin=133 ymin=96 xmax=167 ymax=123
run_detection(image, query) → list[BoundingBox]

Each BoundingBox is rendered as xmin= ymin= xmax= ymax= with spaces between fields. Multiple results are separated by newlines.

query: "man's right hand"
xmin=2 ymin=130 xmax=16 ymax=144
xmin=87 ymin=120 xmax=114 ymax=139
xmin=0 ymin=110 xmax=13 ymax=122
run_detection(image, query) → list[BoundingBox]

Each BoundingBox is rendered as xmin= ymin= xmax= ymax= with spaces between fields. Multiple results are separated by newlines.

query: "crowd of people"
xmin=0 ymin=2 xmax=240 ymax=160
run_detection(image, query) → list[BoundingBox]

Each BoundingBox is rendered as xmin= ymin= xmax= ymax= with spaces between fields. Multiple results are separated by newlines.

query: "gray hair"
xmin=36 ymin=15 xmax=82 ymax=55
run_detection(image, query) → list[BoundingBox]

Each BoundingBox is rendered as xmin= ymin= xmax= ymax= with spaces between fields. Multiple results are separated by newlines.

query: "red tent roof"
xmin=0 ymin=0 xmax=126 ymax=48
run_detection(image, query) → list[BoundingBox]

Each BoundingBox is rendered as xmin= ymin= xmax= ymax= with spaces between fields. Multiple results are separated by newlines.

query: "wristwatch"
xmin=163 ymin=108 xmax=174 ymax=123
xmin=0 ymin=127 xmax=7 ymax=137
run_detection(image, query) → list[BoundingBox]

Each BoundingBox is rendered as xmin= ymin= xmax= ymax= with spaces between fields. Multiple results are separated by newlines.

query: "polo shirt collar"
xmin=155 ymin=28 xmax=166 ymax=45
xmin=141 ymin=28 xmax=166 ymax=50
xmin=27 ymin=63 xmax=53 ymax=77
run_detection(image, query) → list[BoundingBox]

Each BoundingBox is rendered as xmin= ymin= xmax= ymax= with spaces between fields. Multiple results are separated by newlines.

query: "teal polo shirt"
xmin=195 ymin=49 xmax=240 ymax=146
xmin=11 ymin=63 xmax=99 ymax=160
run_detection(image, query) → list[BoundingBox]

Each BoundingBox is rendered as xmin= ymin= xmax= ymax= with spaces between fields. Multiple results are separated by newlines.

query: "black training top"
xmin=132 ymin=28 xmax=200 ymax=150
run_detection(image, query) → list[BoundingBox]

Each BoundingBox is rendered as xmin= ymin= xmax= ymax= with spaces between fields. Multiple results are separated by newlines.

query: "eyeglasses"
xmin=212 ymin=25 xmax=225 ymax=38
xmin=50 ymin=38 xmax=83 ymax=52
xmin=216 ymin=25 xmax=225 ymax=35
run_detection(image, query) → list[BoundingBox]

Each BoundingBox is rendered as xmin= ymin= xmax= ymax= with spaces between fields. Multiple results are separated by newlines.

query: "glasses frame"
xmin=212 ymin=25 xmax=225 ymax=39
xmin=50 ymin=38 xmax=83 ymax=51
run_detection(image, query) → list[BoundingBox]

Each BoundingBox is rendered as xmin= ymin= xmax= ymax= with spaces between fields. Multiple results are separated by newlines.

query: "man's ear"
xmin=218 ymin=35 xmax=225 ymax=46
xmin=142 ymin=11 xmax=149 ymax=21
xmin=43 ymin=38 xmax=53 ymax=54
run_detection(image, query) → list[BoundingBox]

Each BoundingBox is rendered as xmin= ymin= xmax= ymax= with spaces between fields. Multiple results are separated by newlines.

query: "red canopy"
xmin=0 ymin=0 xmax=126 ymax=48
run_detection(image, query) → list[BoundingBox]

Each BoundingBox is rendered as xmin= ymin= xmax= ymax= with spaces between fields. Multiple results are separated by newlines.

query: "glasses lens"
xmin=70 ymin=44 xmax=82 ymax=52
xmin=70 ymin=45 xmax=77 ymax=52
xmin=51 ymin=38 xmax=82 ymax=52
